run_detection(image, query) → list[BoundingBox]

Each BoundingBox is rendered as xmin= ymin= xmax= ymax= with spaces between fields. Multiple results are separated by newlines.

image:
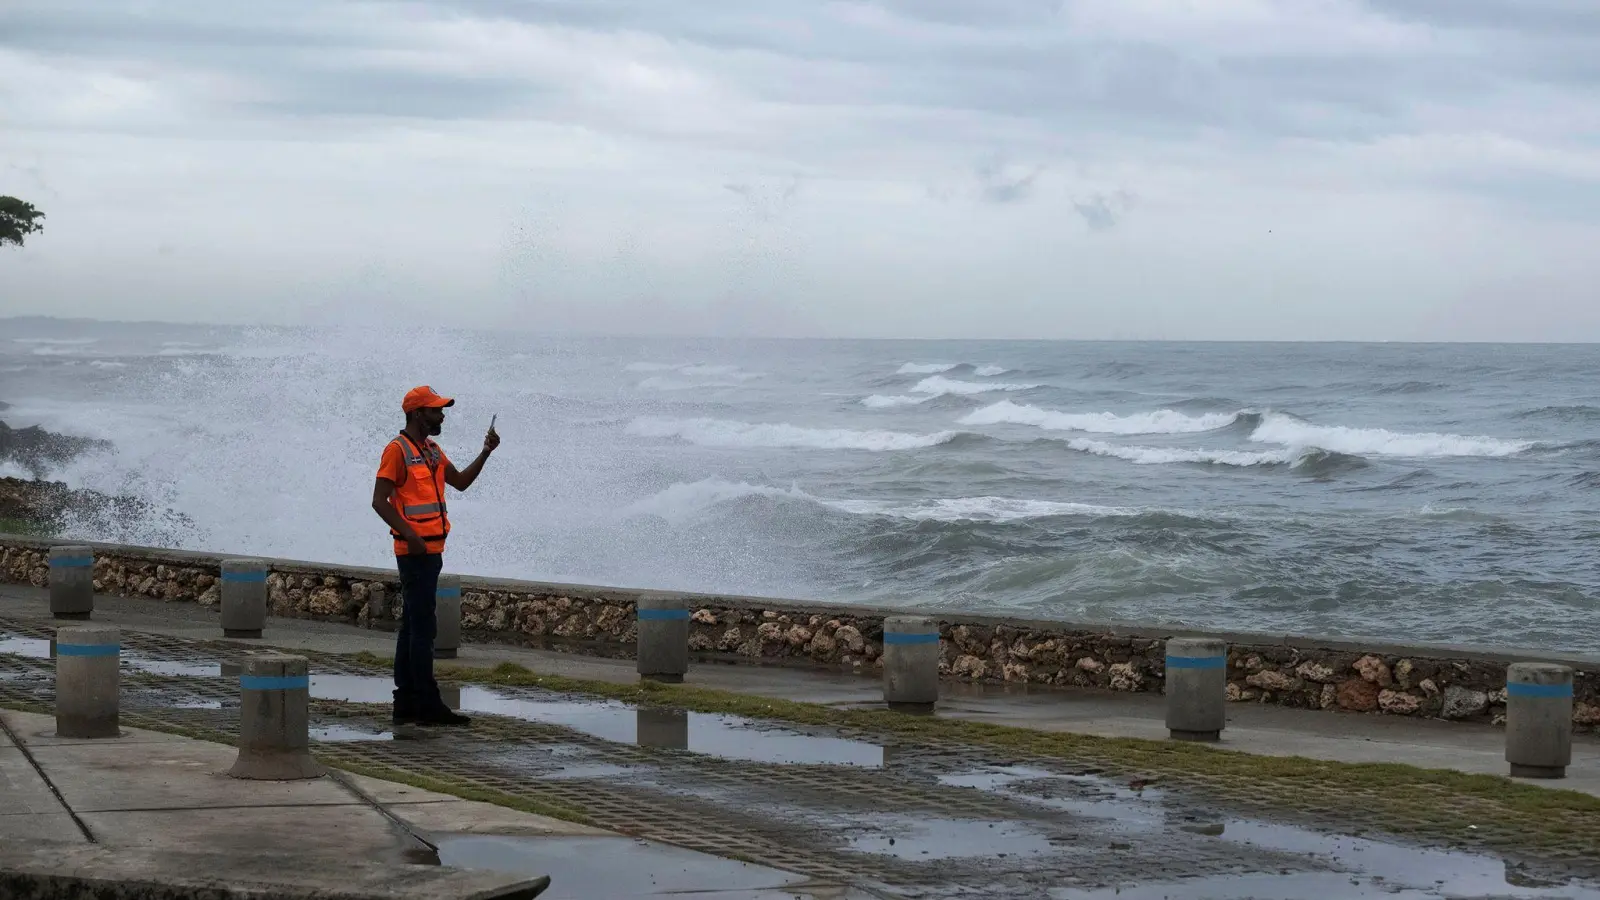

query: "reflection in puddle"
xmin=309 ymin=674 xmax=882 ymax=767
xmin=0 ymin=634 xmax=51 ymax=659
xmin=310 ymin=724 xmax=393 ymax=742
xmin=311 ymin=674 xmax=393 ymax=704
xmin=847 ymin=817 xmax=1055 ymax=861
xmin=457 ymin=687 xmax=882 ymax=767
xmin=437 ymin=835 xmax=808 ymax=899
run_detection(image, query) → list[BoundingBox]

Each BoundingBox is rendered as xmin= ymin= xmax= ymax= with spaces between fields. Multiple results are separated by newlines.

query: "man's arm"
xmin=444 ymin=428 xmax=500 ymax=491
xmin=445 ymin=452 xmax=491 ymax=491
xmin=372 ymin=477 xmax=426 ymax=555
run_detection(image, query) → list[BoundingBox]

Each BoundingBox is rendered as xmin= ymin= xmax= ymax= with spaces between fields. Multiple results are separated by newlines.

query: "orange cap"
xmin=402 ymin=385 xmax=455 ymax=413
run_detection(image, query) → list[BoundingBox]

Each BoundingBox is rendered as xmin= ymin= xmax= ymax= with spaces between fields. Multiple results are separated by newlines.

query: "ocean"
xmin=4 ymin=318 xmax=1599 ymax=654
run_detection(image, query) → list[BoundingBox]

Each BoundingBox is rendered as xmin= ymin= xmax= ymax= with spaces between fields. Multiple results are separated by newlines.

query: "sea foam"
xmin=627 ymin=417 xmax=958 ymax=451
xmin=963 ymin=400 xmax=1238 ymax=435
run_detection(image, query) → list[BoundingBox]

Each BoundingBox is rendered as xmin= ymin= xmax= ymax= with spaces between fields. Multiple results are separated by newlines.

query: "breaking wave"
xmin=623 ymin=478 xmax=1141 ymax=524
xmin=911 ymin=376 xmax=1038 ymax=396
xmin=861 ymin=394 xmax=930 ymax=408
xmin=897 ymin=362 xmax=957 ymax=374
xmin=974 ymin=365 xmax=1012 ymax=377
xmin=826 ymin=496 xmax=1139 ymax=521
xmin=1248 ymin=414 xmax=1532 ymax=458
xmin=962 ymin=400 xmax=1240 ymax=435
xmin=1061 ymin=439 xmax=1299 ymax=467
xmin=1059 ymin=439 xmax=1367 ymax=473
xmin=626 ymin=417 xmax=959 ymax=451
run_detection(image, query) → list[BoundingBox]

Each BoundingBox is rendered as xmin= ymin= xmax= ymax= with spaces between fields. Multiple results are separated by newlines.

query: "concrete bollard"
xmin=636 ymin=595 xmax=689 ymax=683
xmin=1165 ymin=637 xmax=1228 ymax=742
xmin=433 ymin=575 xmax=462 ymax=660
xmin=54 ymin=625 xmax=120 ymax=739
xmin=49 ymin=545 xmax=95 ymax=620
xmin=220 ymin=559 xmax=269 ymax=639
xmin=229 ymin=653 xmax=325 ymax=781
xmin=1505 ymin=662 xmax=1573 ymax=779
xmin=882 ymin=616 xmax=940 ymax=712
xmin=637 ymin=708 xmax=689 ymax=750
xmin=366 ymin=583 xmax=390 ymax=623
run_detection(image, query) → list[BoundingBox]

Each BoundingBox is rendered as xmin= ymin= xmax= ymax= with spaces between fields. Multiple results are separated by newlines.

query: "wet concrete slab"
xmin=79 ymin=804 xmax=415 ymax=861
xmin=20 ymin=738 xmax=357 ymax=813
xmin=0 ymin=812 xmax=85 ymax=844
xmin=0 ymin=745 xmax=66 ymax=817
xmin=0 ymin=841 xmax=553 ymax=900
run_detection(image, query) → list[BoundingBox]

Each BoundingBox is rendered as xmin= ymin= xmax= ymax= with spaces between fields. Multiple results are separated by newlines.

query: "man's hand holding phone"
xmin=484 ymin=414 xmax=500 ymax=455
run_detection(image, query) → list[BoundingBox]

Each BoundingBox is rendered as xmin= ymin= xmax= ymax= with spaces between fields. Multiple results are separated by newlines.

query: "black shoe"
xmin=393 ymin=709 xmax=422 ymax=726
xmin=416 ymin=708 xmax=471 ymax=727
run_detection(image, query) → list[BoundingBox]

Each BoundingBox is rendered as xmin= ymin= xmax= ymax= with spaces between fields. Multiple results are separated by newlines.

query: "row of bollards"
xmin=628 ymin=598 xmax=1579 ymax=780
xmin=50 ymin=624 xmax=324 ymax=779
xmin=47 ymin=549 xmax=463 ymax=657
xmin=40 ymin=551 xmax=1581 ymax=781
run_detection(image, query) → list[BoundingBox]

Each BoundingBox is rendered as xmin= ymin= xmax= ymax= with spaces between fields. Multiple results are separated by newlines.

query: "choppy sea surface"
xmin=5 ymin=318 xmax=1600 ymax=653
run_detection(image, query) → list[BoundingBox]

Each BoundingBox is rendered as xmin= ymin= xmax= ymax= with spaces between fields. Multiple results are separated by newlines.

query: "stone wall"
xmin=4 ymin=536 xmax=1598 ymax=729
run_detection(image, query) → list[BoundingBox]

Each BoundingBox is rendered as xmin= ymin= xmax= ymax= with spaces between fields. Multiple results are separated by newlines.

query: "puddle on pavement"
xmin=1052 ymin=866 xmax=1600 ymax=900
xmin=436 ymin=835 xmax=810 ymax=899
xmin=311 ymin=674 xmax=394 ymax=704
xmin=846 ymin=816 xmax=1056 ymax=861
xmin=172 ymin=700 xmax=223 ymax=710
xmin=308 ymin=674 xmax=883 ymax=767
xmin=310 ymin=723 xmax=393 ymax=742
xmin=939 ymin=765 xmax=1170 ymax=831
xmin=124 ymin=656 xmax=222 ymax=678
xmin=0 ymin=634 xmax=51 ymax=658
xmin=942 ymin=765 xmax=1600 ymax=899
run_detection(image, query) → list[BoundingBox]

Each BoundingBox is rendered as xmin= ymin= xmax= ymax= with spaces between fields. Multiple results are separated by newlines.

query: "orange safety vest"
xmin=389 ymin=433 xmax=450 ymax=555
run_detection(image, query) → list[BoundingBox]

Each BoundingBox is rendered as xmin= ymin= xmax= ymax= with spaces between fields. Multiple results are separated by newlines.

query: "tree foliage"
xmin=0 ymin=196 xmax=45 ymax=248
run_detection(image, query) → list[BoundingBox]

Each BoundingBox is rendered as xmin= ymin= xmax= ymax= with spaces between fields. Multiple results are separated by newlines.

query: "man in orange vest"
xmin=371 ymin=385 xmax=499 ymax=726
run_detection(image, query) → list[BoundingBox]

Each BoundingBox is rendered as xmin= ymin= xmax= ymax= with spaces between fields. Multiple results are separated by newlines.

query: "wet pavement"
xmin=3 ymin=619 xmax=1600 ymax=899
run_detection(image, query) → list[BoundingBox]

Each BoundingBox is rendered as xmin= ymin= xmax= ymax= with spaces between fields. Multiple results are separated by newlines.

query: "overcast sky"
xmin=3 ymin=1 xmax=1599 ymax=341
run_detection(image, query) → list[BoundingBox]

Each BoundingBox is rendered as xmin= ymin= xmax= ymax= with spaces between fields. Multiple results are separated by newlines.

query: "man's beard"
xmin=429 ymin=421 xmax=442 ymax=436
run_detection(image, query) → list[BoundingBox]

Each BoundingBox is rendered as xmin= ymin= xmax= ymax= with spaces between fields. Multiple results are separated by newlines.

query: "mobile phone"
xmin=489 ymin=414 xmax=498 ymax=432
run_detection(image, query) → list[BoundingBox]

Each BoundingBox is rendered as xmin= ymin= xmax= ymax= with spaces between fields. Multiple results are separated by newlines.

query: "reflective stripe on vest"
xmin=390 ymin=434 xmax=450 ymax=545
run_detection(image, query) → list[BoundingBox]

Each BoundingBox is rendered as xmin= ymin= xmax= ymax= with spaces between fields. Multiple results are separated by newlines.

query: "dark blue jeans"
xmin=394 ymin=552 xmax=444 ymax=713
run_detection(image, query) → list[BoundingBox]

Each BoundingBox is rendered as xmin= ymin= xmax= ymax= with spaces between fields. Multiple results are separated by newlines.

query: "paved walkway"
xmin=9 ymin=585 xmax=1600 ymax=897
xmin=0 ymin=705 xmax=857 ymax=899
xmin=3 ymin=583 xmax=1597 ymax=797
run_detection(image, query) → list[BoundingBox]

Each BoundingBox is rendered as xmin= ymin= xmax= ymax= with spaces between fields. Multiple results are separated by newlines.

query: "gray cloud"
xmin=975 ymin=159 xmax=1045 ymax=204
xmin=2 ymin=0 xmax=1599 ymax=339
xmin=1072 ymin=191 xmax=1134 ymax=232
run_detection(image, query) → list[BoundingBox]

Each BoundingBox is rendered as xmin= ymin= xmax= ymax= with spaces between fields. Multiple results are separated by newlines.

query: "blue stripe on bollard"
xmin=637 ymin=608 xmax=689 ymax=621
xmin=883 ymin=632 xmax=939 ymax=645
xmin=436 ymin=587 xmax=462 ymax=598
xmin=52 ymin=557 xmax=93 ymax=568
xmin=56 ymin=643 xmax=120 ymax=657
xmin=1166 ymin=656 xmax=1226 ymax=670
xmin=240 ymin=675 xmax=311 ymax=691
xmin=222 ymin=571 xmax=267 ymax=583
xmin=1507 ymin=682 xmax=1573 ymax=699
